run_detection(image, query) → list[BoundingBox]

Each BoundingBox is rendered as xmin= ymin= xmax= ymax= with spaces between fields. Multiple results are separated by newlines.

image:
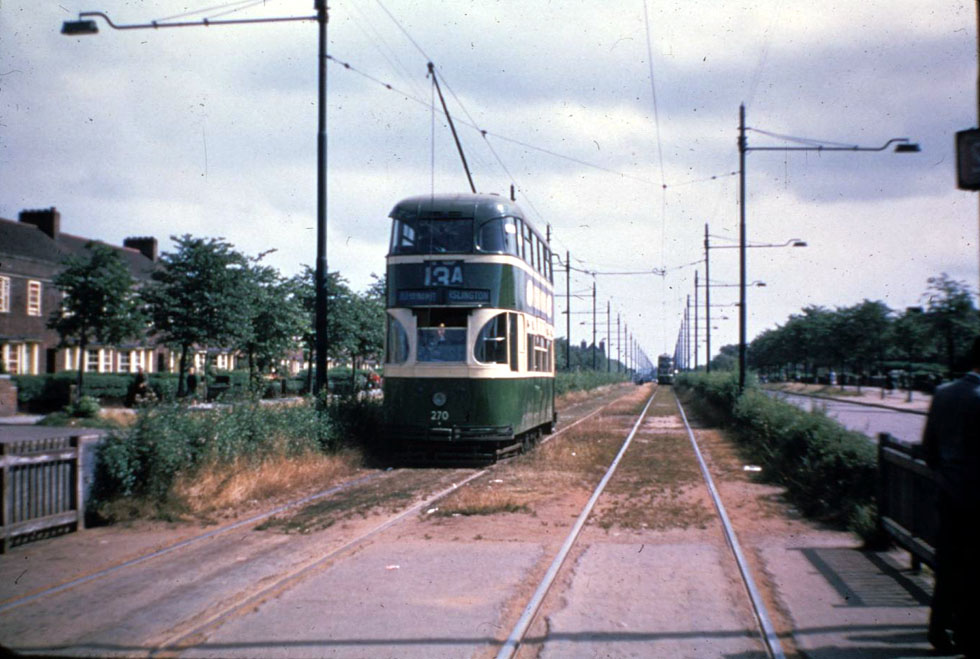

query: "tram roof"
xmin=390 ymin=193 xmax=529 ymax=225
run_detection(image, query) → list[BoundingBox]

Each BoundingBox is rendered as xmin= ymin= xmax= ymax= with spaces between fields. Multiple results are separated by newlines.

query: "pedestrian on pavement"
xmin=186 ymin=367 xmax=199 ymax=399
xmin=922 ymin=336 xmax=980 ymax=656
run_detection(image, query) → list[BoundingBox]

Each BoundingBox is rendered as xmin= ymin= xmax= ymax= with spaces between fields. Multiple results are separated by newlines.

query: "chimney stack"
xmin=124 ymin=236 xmax=158 ymax=262
xmin=19 ymin=207 xmax=61 ymax=239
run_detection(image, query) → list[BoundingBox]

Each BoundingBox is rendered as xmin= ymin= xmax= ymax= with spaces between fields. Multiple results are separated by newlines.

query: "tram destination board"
xmin=396 ymin=288 xmax=491 ymax=306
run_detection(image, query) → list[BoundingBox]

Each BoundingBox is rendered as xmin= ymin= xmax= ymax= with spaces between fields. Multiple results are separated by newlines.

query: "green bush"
xmin=555 ymin=370 xmax=628 ymax=395
xmin=93 ymin=400 xmax=331 ymax=505
xmin=676 ymin=371 xmax=878 ymax=538
xmin=14 ymin=372 xmax=147 ymax=411
xmin=66 ymin=395 xmax=101 ymax=418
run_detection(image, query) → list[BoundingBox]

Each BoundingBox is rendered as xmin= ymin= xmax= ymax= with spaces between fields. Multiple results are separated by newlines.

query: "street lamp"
xmin=704 ymin=224 xmax=805 ymax=371
xmin=737 ymin=103 xmax=919 ymax=391
xmin=63 ymin=4 xmax=333 ymax=396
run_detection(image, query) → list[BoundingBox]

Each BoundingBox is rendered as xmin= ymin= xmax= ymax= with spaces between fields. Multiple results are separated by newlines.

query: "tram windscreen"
xmin=390 ymin=217 xmax=473 ymax=254
xmin=416 ymin=308 xmax=468 ymax=362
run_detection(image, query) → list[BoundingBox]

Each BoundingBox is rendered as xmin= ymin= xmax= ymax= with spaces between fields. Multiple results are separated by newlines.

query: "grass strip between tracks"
xmin=495 ymin=388 xmax=657 ymax=659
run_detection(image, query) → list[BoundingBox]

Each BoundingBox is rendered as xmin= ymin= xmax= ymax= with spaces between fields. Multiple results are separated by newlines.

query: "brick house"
xmin=0 ymin=207 xmax=167 ymax=375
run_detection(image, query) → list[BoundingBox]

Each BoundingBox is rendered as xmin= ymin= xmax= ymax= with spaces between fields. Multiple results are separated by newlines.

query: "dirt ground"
xmin=1 ymin=383 xmax=872 ymax=658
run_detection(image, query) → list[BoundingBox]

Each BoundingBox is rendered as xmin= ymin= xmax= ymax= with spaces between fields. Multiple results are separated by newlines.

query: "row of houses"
xmin=0 ymin=207 xmax=240 ymax=377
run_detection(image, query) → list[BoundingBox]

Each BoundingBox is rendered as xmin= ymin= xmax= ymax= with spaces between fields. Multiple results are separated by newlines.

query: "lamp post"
xmin=63 ymin=4 xmax=332 ymax=395
xmin=737 ymin=103 xmax=918 ymax=392
xmin=704 ymin=224 xmax=805 ymax=372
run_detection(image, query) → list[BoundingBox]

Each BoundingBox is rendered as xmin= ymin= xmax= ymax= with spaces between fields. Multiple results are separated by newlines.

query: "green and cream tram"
xmin=383 ymin=193 xmax=556 ymax=460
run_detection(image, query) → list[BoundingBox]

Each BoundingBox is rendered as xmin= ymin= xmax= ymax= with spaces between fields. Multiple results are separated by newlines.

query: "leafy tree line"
xmin=555 ymin=338 xmax=630 ymax=373
xmin=47 ymin=235 xmax=384 ymax=396
xmin=731 ymin=273 xmax=979 ymax=385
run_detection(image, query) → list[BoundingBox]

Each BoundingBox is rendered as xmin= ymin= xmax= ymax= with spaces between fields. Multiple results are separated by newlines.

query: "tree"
xmin=890 ymin=306 xmax=929 ymax=397
xmin=709 ymin=344 xmax=738 ymax=371
xmin=142 ymin=235 xmax=251 ymax=396
xmin=348 ymin=274 xmax=386 ymax=384
xmin=238 ymin=259 xmax=306 ymax=389
xmin=838 ymin=300 xmax=892 ymax=391
xmin=921 ymin=274 xmax=980 ymax=376
xmin=289 ymin=267 xmax=372 ymax=389
xmin=48 ymin=242 xmax=145 ymax=395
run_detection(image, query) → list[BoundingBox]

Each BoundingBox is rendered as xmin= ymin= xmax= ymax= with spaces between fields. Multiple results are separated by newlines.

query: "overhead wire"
xmin=747 ymin=127 xmax=864 ymax=149
xmin=206 ymin=1 xmax=274 ymax=21
xmin=641 ymin=0 xmax=671 ymax=353
xmin=347 ymin=0 xmax=429 ymax=102
xmin=323 ymin=52 xmax=739 ymax=193
xmin=155 ymin=0 xmax=264 ymax=23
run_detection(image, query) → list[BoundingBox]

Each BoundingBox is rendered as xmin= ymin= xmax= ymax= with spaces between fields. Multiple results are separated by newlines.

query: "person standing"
xmin=186 ymin=367 xmax=199 ymax=400
xmin=922 ymin=336 xmax=980 ymax=655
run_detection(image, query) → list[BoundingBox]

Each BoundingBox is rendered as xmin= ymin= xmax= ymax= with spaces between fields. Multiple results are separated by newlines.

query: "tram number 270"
xmin=430 ymin=410 xmax=449 ymax=422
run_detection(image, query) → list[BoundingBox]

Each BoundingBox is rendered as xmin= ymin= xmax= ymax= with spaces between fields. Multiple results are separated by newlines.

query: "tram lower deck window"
xmin=416 ymin=308 xmax=468 ymax=362
xmin=528 ymin=334 xmax=552 ymax=372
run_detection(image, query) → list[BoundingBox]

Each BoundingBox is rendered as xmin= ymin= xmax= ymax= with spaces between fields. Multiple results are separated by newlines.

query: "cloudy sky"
xmin=2 ymin=0 xmax=976 ymax=364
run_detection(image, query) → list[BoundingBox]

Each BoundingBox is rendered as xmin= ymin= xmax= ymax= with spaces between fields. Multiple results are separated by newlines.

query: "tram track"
xmin=495 ymin=387 xmax=786 ymax=659
xmin=0 ymin=384 xmax=637 ymax=657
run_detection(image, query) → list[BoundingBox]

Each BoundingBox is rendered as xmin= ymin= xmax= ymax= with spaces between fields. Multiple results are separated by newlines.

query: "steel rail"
xmin=495 ymin=388 xmax=657 ymax=659
xmin=154 ymin=469 xmax=489 ymax=653
xmin=0 ymin=471 xmax=385 ymax=614
xmin=674 ymin=393 xmax=786 ymax=659
xmin=158 ymin=386 xmax=638 ymax=652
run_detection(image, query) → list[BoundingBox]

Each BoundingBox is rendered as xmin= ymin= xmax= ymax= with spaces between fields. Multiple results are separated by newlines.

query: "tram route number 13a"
xmin=424 ymin=261 xmax=463 ymax=287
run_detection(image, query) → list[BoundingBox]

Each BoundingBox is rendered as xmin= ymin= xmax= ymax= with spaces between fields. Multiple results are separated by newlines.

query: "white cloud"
xmin=1 ymin=0 xmax=976 ymax=358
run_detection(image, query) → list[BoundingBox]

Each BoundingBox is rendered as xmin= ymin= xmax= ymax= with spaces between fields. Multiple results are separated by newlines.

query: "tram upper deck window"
xmin=416 ymin=308 xmax=468 ymax=362
xmin=390 ymin=217 xmax=473 ymax=254
xmin=476 ymin=217 xmax=518 ymax=254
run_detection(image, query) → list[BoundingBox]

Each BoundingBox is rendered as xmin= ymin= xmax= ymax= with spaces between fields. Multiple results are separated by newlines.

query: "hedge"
xmin=555 ymin=370 xmax=628 ymax=395
xmin=676 ymin=371 xmax=878 ymax=537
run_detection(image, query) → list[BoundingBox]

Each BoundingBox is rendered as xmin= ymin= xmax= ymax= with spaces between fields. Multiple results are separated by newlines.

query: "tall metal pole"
xmin=685 ymin=295 xmax=691 ymax=370
xmin=738 ymin=103 xmax=748 ymax=392
xmin=313 ymin=0 xmax=329 ymax=396
xmin=617 ymin=314 xmax=621 ymax=373
xmin=705 ymin=223 xmax=712 ymax=373
xmin=565 ymin=251 xmax=571 ymax=370
xmin=694 ymin=272 xmax=699 ymax=370
xmin=592 ymin=280 xmax=597 ymax=370
xmin=607 ymin=300 xmax=611 ymax=372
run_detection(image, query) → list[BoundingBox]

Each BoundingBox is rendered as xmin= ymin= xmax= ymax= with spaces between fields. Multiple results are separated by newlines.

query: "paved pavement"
xmin=766 ymin=385 xmax=931 ymax=445
xmin=767 ymin=384 xmax=931 ymax=413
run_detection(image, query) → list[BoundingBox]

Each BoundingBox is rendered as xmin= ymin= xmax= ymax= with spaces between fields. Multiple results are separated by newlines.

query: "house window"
xmin=86 ymin=349 xmax=99 ymax=373
xmin=3 ymin=343 xmax=27 ymax=375
xmin=0 ymin=276 xmax=9 ymax=313
xmin=119 ymin=351 xmax=131 ymax=373
xmin=27 ymin=280 xmax=42 ymax=316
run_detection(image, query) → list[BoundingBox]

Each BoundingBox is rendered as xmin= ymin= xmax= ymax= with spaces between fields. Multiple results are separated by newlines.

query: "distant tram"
xmin=382 ymin=193 xmax=556 ymax=460
xmin=657 ymin=354 xmax=675 ymax=385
